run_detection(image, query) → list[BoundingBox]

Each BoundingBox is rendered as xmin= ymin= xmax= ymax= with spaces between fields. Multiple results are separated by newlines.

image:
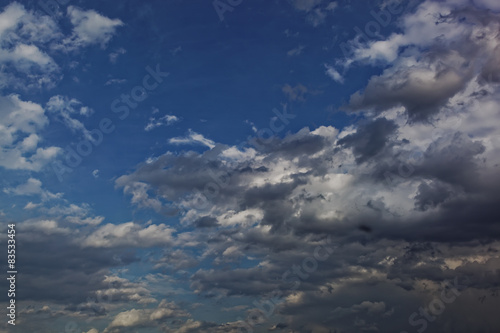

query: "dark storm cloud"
xmin=338 ymin=117 xmax=398 ymax=163
xmin=416 ymin=132 xmax=485 ymax=190
xmin=12 ymin=232 xmax=137 ymax=305
xmin=345 ymin=55 xmax=472 ymax=122
xmin=414 ymin=180 xmax=454 ymax=211
xmin=193 ymin=215 xmax=220 ymax=228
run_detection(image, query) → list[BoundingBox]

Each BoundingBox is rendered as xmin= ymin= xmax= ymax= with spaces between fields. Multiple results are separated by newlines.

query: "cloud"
xmin=115 ymin=43 xmax=500 ymax=329
xmin=104 ymin=300 xmax=188 ymax=331
xmin=168 ymin=129 xmax=215 ymax=149
xmin=104 ymin=78 xmax=127 ymax=85
xmin=282 ymin=83 xmax=308 ymax=101
xmin=3 ymin=177 xmax=62 ymax=201
xmin=81 ymin=222 xmax=176 ymax=248
xmin=0 ymin=94 xmax=60 ymax=171
xmin=145 ymin=114 xmax=180 ymax=131
xmin=6 ymin=1 xmax=500 ymax=332
xmin=287 ymin=45 xmax=304 ymax=56
xmin=46 ymin=95 xmax=95 ymax=141
xmin=324 ymin=64 xmax=344 ymax=83
xmin=337 ymin=117 xmax=397 ymax=163
xmin=64 ymin=6 xmax=123 ymax=50
xmin=0 ymin=2 xmax=61 ymax=89
xmin=109 ymin=47 xmax=126 ymax=63
xmin=19 ymin=219 xmax=71 ymax=235
xmin=94 ymin=275 xmax=157 ymax=305
xmin=339 ymin=1 xmax=500 ymax=122
xmin=289 ymin=0 xmax=337 ymax=26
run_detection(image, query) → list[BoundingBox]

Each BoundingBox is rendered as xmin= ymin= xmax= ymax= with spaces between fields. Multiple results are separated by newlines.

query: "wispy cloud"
xmin=168 ymin=129 xmax=215 ymax=149
xmin=145 ymin=114 xmax=180 ymax=131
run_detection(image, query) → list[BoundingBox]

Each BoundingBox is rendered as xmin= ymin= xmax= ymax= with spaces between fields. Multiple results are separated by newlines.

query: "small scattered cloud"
xmin=145 ymin=114 xmax=180 ymax=131
xmin=289 ymin=0 xmax=337 ymax=26
xmin=46 ymin=95 xmax=95 ymax=140
xmin=287 ymin=45 xmax=305 ymax=56
xmin=170 ymin=46 xmax=182 ymax=56
xmin=282 ymin=83 xmax=322 ymax=101
xmin=324 ymin=63 xmax=344 ymax=83
xmin=245 ymin=119 xmax=258 ymax=133
xmin=105 ymin=78 xmax=127 ymax=85
xmin=109 ymin=47 xmax=126 ymax=63
xmin=168 ymin=129 xmax=215 ymax=149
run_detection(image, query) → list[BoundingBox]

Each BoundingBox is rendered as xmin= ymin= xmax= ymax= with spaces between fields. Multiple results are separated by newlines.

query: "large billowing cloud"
xmin=111 ymin=1 xmax=500 ymax=331
xmin=342 ymin=0 xmax=500 ymax=122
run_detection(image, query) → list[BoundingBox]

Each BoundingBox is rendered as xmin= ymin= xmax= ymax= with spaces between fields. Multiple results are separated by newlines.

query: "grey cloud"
xmin=338 ymin=117 xmax=397 ymax=163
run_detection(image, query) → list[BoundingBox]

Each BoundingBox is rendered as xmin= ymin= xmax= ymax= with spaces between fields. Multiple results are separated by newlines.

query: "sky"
xmin=0 ymin=0 xmax=500 ymax=332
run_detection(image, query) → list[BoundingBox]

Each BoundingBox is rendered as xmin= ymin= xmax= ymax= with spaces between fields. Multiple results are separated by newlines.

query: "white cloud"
xmin=46 ymin=95 xmax=95 ymax=141
xmin=287 ymin=45 xmax=305 ymax=56
xmin=109 ymin=47 xmax=126 ymax=63
xmin=0 ymin=95 xmax=61 ymax=171
xmin=104 ymin=78 xmax=127 ymax=86
xmin=96 ymin=275 xmax=157 ymax=305
xmin=324 ymin=64 xmax=344 ymax=83
xmin=3 ymin=178 xmax=62 ymax=201
xmin=0 ymin=44 xmax=56 ymax=71
xmin=168 ymin=129 xmax=215 ymax=149
xmin=81 ymin=222 xmax=176 ymax=248
xmin=0 ymin=3 xmax=61 ymax=89
xmin=64 ymin=6 xmax=123 ymax=50
xmin=66 ymin=215 xmax=104 ymax=226
xmin=145 ymin=114 xmax=180 ymax=131
xmin=24 ymin=201 xmax=40 ymax=210
xmin=20 ymin=219 xmax=70 ymax=235
xmin=104 ymin=300 xmax=188 ymax=331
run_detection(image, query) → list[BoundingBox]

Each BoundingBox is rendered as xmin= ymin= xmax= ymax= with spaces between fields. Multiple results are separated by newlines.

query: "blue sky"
xmin=1 ymin=0 xmax=500 ymax=332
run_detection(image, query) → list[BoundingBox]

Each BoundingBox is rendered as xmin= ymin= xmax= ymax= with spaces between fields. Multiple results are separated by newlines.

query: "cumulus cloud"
xmin=0 ymin=94 xmax=61 ymax=171
xmin=3 ymin=177 xmax=62 ymax=201
xmin=340 ymin=1 xmax=500 ymax=122
xmin=104 ymin=300 xmax=188 ymax=332
xmin=0 ymin=2 xmax=61 ymax=89
xmin=64 ymin=6 xmax=123 ymax=50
